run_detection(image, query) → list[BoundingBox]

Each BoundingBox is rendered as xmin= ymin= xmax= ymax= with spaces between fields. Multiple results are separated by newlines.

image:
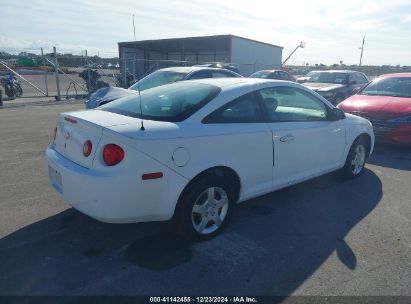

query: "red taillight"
xmin=53 ymin=127 xmax=57 ymax=142
xmin=83 ymin=140 xmax=92 ymax=157
xmin=102 ymin=144 xmax=124 ymax=166
xmin=64 ymin=117 xmax=77 ymax=124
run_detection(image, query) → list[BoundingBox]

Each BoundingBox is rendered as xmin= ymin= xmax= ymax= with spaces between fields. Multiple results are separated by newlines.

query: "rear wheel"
xmin=175 ymin=175 xmax=235 ymax=241
xmin=343 ymin=138 xmax=367 ymax=178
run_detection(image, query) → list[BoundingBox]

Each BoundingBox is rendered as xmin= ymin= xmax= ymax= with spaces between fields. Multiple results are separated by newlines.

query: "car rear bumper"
xmin=45 ymin=146 xmax=187 ymax=223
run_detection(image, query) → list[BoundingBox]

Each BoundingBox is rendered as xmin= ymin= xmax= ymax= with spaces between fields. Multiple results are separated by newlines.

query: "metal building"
xmin=118 ymin=34 xmax=283 ymax=79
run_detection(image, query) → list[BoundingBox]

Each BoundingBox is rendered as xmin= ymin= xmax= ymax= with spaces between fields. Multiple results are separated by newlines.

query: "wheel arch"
xmin=350 ymin=132 xmax=372 ymax=157
xmin=175 ymin=166 xmax=242 ymax=213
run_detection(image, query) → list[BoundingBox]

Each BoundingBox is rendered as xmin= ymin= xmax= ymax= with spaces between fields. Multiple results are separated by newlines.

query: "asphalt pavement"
xmin=0 ymin=103 xmax=410 ymax=297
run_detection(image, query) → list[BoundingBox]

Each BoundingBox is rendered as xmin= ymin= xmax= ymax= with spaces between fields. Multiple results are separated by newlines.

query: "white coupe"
xmin=46 ymin=78 xmax=374 ymax=240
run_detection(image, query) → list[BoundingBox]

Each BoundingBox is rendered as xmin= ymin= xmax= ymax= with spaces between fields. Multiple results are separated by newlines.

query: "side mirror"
xmin=352 ymin=87 xmax=361 ymax=94
xmin=330 ymin=108 xmax=346 ymax=120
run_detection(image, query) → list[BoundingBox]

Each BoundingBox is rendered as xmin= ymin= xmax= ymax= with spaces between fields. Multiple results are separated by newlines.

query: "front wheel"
xmin=175 ymin=175 xmax=235 ymax=241
xmin=15 ymin=84 xmax=23 ymax=97
xmin=342 ymin=138 xmax=367 ymax=178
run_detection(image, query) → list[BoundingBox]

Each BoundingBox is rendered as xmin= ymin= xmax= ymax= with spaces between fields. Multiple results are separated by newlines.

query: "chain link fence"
xmin=2 ymin=48 xmax=405 ymax=104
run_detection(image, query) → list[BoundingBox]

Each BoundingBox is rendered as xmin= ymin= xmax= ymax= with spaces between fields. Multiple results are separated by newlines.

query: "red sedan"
xmin=339 ymin=73 xmax=411 ymax=145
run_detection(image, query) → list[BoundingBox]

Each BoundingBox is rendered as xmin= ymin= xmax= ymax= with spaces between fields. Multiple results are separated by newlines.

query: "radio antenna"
xmin=135 ymin=72 xmax=145 ymax=131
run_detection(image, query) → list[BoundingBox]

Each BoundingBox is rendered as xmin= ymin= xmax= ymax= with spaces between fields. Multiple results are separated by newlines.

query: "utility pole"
xmin=41 ymin=48 xmax=48 ymax=96
xmin=359 ymin=37 xmax=365 ymax=66
xmin=132 ymin=14 xmax=136 ymax=40
xmin=53 ymin=47 xmax=61 ymax=101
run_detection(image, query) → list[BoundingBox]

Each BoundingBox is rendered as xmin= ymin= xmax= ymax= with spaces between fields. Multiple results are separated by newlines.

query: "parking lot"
xmin=0 ymin=102 xmax=410 ymax=296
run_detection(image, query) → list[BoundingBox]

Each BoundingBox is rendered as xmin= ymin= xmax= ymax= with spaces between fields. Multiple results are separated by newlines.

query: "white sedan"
xmin=46 ymin=78 xmax=374 ymax=240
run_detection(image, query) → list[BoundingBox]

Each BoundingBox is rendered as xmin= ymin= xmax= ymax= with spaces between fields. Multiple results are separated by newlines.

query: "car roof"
xmin=379 ymin=73 xmax=411 ymax=78
xmin=156 ymin=66 xmax=235 ymax=73
xmin=309 ymin=70 xmax=359 ymax=74
xmin=253 ymin=70 xmax=283 ymax=73
xmin=186 ymin=77 xmax=289 ymax=88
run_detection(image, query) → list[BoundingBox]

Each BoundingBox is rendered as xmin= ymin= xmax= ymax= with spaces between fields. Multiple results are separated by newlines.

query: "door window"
xmin=259 ymin=87 xmax=329 ymax=122
xmin=203 ymin=92 xmax=264 ymax=123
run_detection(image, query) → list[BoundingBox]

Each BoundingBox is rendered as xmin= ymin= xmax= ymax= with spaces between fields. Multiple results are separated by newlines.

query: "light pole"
xmin=359 ymin=37 xmax=365 ymax=66
xmin=282 ymin=41 xmax=305 ymax=66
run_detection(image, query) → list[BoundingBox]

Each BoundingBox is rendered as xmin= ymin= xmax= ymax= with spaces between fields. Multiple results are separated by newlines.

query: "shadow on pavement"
xmin=0 ymin=169 xmax=382 ymax=296
xmin=368 ymin=143 xmax=411 ymax=171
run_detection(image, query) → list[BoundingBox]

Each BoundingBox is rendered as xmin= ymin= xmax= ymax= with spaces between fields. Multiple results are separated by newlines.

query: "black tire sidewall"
xmin=176 ymin=175 xmax=235 ymax=241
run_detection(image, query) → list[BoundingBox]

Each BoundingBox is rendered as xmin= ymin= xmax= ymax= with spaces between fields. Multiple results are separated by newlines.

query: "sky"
xmin=1 ymin=0 xmax=411 ymax=65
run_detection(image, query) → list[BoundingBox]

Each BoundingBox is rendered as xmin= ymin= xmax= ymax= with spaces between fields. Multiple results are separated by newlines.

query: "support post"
xmin=41 ymin=48 xmax=49 ymax=96
xmin=85 ymin=50 xmax=91 ymax=93
xmin=53 ymin=47 xmax=61 ymax=101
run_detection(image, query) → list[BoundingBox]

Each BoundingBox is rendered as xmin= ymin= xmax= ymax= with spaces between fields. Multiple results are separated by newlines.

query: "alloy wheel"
xmin=191 ymin=186 xmax=229 ymax=235
xmin=351 ymin=144 xmax=366 ymax=175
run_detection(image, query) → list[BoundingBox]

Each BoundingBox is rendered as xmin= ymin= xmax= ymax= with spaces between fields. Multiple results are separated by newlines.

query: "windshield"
xmin=250 ymin=71 xmax=272 ymax=79
xmin=306 ymin=72 xmax=348 ymax=84
xmin=360 ymin=77 xmax=411 ymax=98
xmin=129 ymin=70 xmax=187 ymax=91
xmin=100 ymin=82 xmax=220 ymax=122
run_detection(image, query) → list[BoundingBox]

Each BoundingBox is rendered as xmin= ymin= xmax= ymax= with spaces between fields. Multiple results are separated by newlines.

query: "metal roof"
xmin=118 ymin=34 xmax=283 ymax=52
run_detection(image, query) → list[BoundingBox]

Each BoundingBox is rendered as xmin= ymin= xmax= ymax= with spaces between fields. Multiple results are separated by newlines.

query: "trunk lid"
xmin=53 ymin=110 xmax=138 ymax=168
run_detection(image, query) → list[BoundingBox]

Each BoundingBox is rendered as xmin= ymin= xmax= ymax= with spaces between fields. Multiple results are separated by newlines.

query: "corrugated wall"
xmin=230 ymin=36 xmax=282 ymax=76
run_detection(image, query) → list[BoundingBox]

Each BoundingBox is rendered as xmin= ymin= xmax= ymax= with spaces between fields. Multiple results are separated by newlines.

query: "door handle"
xmin=280 ymin=134 xmax=295 ymax=142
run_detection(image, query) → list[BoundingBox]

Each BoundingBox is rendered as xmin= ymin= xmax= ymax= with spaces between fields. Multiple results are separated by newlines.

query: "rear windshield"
xmin=306 ymin=72 xmax=348 ymax=84
xmin=360 ymin=77 xmax=411 ymax=98
xmin=250 ymin=71 xmax=272 ymax=79
xmin=129 ymin=70 xmax=187 ymax=91
xmin=100 ymin=82 xmax=220 ymax=122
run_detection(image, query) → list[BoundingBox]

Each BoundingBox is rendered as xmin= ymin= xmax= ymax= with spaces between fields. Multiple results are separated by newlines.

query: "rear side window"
xmin=189 ymin=71 xmax=212 ymax=79
xmin=203 ymin=92 xmax=264 ymax=123
xmin=356 ymin=73 xmax=369 ymax=83
xmin=211 ymin=71 xmax=235 ymax=78
xmin=100 ymin=82 xmax=220 ymax=122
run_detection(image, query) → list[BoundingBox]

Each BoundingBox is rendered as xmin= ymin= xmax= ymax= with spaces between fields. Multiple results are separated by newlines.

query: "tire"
xmin=15 ymin=84 xmax=23 ymax=97
xmin=342 ymin=137 xmax=367 ymax=179
xmin=5 ymin=84 xmax=14 ymax=98
xmin=175 ymin=175 xmax=236 ymax=241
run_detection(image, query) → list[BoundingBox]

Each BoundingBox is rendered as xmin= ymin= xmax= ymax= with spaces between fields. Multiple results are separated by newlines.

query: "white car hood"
xmin=304 ymin=82 xmax=345 ymax=92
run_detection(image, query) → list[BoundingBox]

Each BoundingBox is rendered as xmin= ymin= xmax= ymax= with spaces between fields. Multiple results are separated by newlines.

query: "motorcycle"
xmin=79 ymin=69 xmax=109 ymax=94
xmin=0 ymin=74 xmax=23 ymax=99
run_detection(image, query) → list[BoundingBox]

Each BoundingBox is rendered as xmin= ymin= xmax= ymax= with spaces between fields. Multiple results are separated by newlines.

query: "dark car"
xmin=194 ymin=63 xmax=241 ymax=74
xmin=299 ymin=70 xmax=369 ymax=105
xmin=250 ymin=70 xmax=296 ymax=82
xmin=338 ymin=73 xmax=411 ymax=145
xmin=85 ymin=66 xmax=242 ymax=109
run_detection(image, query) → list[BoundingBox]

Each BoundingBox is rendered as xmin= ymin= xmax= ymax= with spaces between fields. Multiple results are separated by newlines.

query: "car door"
xmin=258 ymin=85 xmax=346 ymax=189
xmin=202 ymin=92 xmax=273 ymax=200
